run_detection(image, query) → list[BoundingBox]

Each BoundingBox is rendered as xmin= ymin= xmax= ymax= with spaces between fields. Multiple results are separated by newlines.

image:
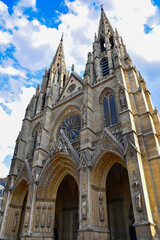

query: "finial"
xmin=71 ymin=64 xmax=74 ymax=72
xmin=94 ymin=33 xmax=97 ymax=42
xmin=61 ymin=32 xmax=64 ymax=42
xmin=101 ymin=4 xmax=104 ymax=11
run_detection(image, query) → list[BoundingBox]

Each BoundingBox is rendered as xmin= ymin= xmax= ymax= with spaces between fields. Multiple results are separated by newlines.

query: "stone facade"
xmin=0 ymin=7 xmax=160 ymax=240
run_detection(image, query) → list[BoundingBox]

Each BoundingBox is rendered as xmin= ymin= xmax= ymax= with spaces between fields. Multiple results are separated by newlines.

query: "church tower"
xmin=0 ymin=7 xmax=160 ymax=240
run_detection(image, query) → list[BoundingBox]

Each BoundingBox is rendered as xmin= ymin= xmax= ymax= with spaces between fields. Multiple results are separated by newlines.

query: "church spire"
xmin=98 ymin=6 xmax=114 ymax=39
xmin=49 ymin=35 xmax=67 ymax=89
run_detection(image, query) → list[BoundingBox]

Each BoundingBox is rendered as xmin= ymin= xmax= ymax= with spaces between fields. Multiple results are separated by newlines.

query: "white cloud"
xmin=17 ymin=0 xmax=36 ymax=10
xmin=0 ymin=30 xmax=12 ymax=45
xmin=0 ymin=87 xmax=35 ymax=178
xmin=0 ymin=66 xmax=26 ymax=78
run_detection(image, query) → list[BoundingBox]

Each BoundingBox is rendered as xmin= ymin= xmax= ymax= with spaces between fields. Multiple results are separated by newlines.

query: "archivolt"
xmin=91 ymin=151 xmax=126 ymax=189
xmin=10 ymin=179 xmax=28 ymax=206
xmin=37 ymin=155 xmax=79 ymax=200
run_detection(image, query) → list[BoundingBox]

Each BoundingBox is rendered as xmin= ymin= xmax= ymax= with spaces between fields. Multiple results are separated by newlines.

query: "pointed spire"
xmin=98 ymin=5 xmax=114 ymax=39
xmin=49 ymin=36 xmax=67 ymax=88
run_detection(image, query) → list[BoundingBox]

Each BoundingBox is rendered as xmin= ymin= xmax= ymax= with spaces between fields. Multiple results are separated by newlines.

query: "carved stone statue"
xmin=119 ymin=88 xmax=127 ymax=111
xmin=12 ymin=210 xmax=19 ymax=232
xmin=134 ymin=189 xmax=142 ymax=211
xmin=132 ymin=171 xmax=143 ymax=212
xmin=25 ymin=210 xmax=30 ymax=227
xmin=36 ymin=130 xmax=41 ymax=147
xmin=35 ymin=211 xmax=40 ymax=228
xmin=57 ymin=139 xmax=63 ymax=152
xmin=41 ymin=211 xmax=46 ymax=228
xmin=99 ymin=193 xmax=104 ymax=221
xmin=82 ymin=200 xmax=87 ymax=220
xmin=47 ymin=212 xmax=52 ymax=228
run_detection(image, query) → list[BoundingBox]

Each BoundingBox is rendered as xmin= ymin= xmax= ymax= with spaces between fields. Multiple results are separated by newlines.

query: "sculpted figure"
xmin=57 ymin=140 xmax=63 ymax=152
xmin=25 ymin=210 xmax=30 ymax=227
xmin=119 ymin=89 xmax=127 ymax=111
xmin=47 ymin=212 xmax=52 ymax=228
xmin=99 ymin=193 xmax=104 ymax=221
xmin=12 ymin=210 xmax=19 ymax=232
xmin=41 ymin=211 xmax=46 ymax=228
xmin=82 ymin=200 xmax=87 ymax=220
xmin=134 ymin=189 xmax=142 ymax=211
xmin=35 ymin=211 xmax=40 ymax=228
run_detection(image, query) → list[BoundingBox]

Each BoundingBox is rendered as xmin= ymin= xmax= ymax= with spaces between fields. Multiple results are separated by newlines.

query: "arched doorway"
xmin=106 ymin=163 xmax=136 ymax=240
xmin=18 ymin=192 xmax=28 ymax=239
xmin=54 ymin=174 xmax=79 ymax=240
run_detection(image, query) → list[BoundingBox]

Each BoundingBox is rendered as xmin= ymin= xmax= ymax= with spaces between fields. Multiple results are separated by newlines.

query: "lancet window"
xmin=104 ymin=92 xmax=117 ymax=127
xmin=101 ymin=58 xmax=109 ymax=76
xmin=41 ymin=93 xmax=46 ymax=110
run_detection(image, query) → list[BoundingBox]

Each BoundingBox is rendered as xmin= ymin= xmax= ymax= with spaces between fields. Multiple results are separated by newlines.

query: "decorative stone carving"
xmin=41 ymin=211 xmax=46 ymax=228
xmin=47 ymin=212 xmax=52 ymax=228
xmin=114 ymin=56 xmax=119 ymax=68
xmin=82 ymin=108 xmax=87 ymax=129
xmin=119 ymin=87 xmax=127 ymax=111
xmin=110 ymin=125 xmax=124 ymax=146
xmin=12 ymin=209 xmax=19 ymax=232
xmin=35 ymin=211 xmax=40 ymax=228
xmin=134 ymin=189 xmax=142 ymax=211
xmin=81 ymin=187 xmax=87 ymax=220
xmin=125 ymin=56 xmax=132 ymax=68
xmin=57 ymin=139 xmax=63 ymax=152
xmin=99 ymin=192 xmax=104 ymax=221
xmin=82 ymin=200 xmax=87 ymax=220
xmin=25 ymin=206 xmax=30 ymax=227
xmin=132 ymin=171 xmax=143 ymax=212
xmin=48 ymin=204 xmax=52 ymax=210
xmin=36 ymin=130 xmax=42 ymax=148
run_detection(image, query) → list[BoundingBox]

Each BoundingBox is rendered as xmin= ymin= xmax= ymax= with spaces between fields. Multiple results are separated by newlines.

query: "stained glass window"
xmin=58 ymin=114 xmax=81 ymax=143
xmin=104 ymin=93 xmax=117 ymax=127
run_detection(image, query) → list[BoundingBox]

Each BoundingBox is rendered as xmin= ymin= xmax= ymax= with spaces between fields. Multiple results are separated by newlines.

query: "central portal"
xmin=54 ymin=174 xmax=79 ymax=240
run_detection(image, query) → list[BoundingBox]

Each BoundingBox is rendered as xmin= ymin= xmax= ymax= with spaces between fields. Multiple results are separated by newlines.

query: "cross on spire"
xmin=101 ymin=4 xmax=104 ymax=11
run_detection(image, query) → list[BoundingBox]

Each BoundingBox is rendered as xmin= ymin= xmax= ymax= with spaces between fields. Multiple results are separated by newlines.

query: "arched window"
xmin=63 ymin=74 xmax=66 ymax=87
xmin=41 ymin=93 xmax=46 ymax=110
xmin=101 ymin=58 xmax=109 ymax=76
xmin=100 ymin=37 xmax=106 ymax=52
xmin=104 ymin=92 xmax=117 ymax=127
xmin=32 ymin=131 xmax=37 ymax=156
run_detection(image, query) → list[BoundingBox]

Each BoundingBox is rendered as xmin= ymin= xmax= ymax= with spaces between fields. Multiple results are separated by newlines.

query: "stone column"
xmin=125 ymin=142 xmax=156 ymax=240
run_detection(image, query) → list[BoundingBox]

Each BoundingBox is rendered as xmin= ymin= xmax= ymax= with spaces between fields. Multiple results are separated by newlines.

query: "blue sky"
xmin=0 ymin=0 xmax=160 ymax=177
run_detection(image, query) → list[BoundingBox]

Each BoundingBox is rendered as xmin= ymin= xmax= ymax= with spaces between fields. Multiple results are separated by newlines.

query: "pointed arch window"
xmin=104 ymin=92 xmax=117 ymax=127
xmin=101 ymin=58 xmax=109 ymax=76
xmin=41 ymin=93 xmax=46 ymax=110
xmin=100 ymin=37 xmax=106 ymax=52
xmin=32 ymin=131 xmax=37 ymax=156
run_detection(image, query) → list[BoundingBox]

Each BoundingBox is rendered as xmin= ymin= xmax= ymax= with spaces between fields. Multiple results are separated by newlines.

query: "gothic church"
xmin=0 ymin=7 xmax=160 ymax=240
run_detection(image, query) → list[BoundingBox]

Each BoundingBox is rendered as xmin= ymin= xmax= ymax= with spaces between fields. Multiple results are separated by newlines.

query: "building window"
xmin=57 ymin=114 xmax=81 ymax=143
xmin=100 ymin=37 xmax=106 ymax=52
xmin=32 ymin=131 xmax=37 ymax=156
xmin=104 ymin=92 xmax=117 ymax=127
xmin=101 ymin=58 xmax=109 ymax=76
xmin=41 ymin=93 xmax=46 ymax=110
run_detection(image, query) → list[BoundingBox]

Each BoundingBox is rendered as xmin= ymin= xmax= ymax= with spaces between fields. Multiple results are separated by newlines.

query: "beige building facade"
xmin=0 ymin=7 xmax=160 ymax=240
